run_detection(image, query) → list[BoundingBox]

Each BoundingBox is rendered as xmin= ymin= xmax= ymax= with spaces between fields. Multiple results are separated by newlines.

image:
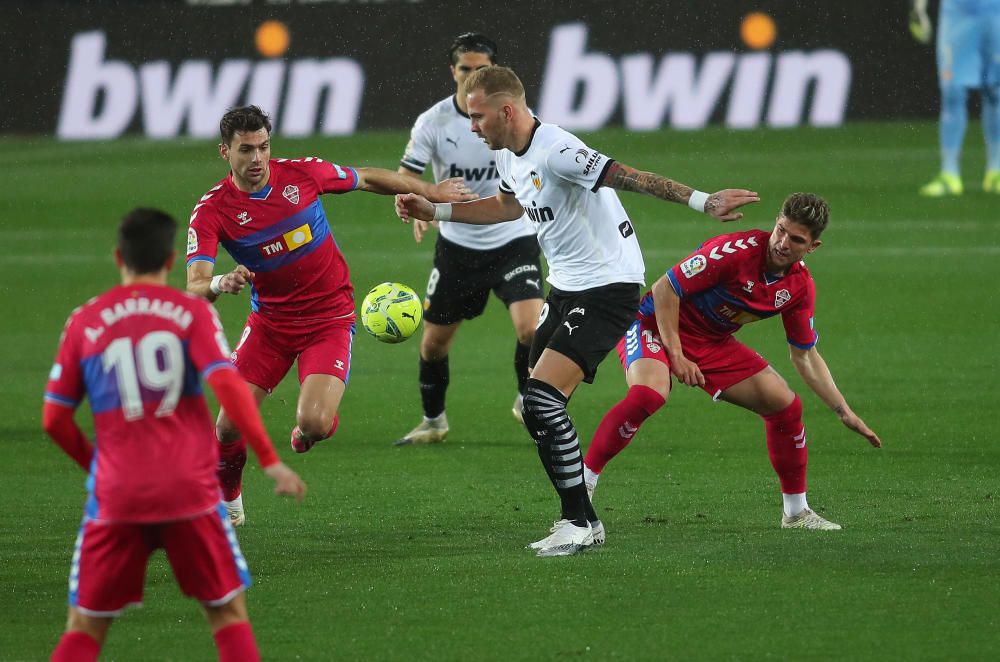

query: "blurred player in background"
xmin=396 ymin=66 xmax=758 ymax=555
xmin=44 ymin=208 xmax=305 ymax=662
xmin=187 ymin=105 xmax=475 ymax=526
xmin=910 ymin=0 xmax=1000 ymax=195
xmin=395 ymin=33 xmax=543 ymax=446
xmin=583 ymin=193 xmax=881 ymax=530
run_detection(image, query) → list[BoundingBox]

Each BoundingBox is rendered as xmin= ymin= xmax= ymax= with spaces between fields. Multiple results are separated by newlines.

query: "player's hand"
xmin=705 ymin=189 xmax=760 ymax=222
xmin=219 ymin=265 xmax=255 ymax=295
xmin=669 ymin=353 xmax=705 ymax=388
xmin=412 ymin=218 xmax=439 ymax=243
xmin=264 ymin=462 xmax=307 ymax=501
xmin=430 ymin=177 xmax=479 ymax=203
xmin=909 ymin=8 xmax=932 ymax=44
xmin=838 ymin=409 xmax=882 ymax=448
xmin=396 ymin=193 xmax=436 ymax=223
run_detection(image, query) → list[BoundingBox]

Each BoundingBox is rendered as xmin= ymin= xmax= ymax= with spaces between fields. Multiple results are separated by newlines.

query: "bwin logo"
xmin=524 ymin=201 xmax=555 ymax=223
xmin=448 ymin=161 xmax=498 ymax=182
xmin=57 ymin=31 xmax=364 ymax=140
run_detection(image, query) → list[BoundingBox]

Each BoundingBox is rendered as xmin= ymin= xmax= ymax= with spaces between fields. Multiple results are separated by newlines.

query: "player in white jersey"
xmin=395 ymin=33 xmax=543 ymax=446
xmin=396 ymin=66 xmax=759 ymax=556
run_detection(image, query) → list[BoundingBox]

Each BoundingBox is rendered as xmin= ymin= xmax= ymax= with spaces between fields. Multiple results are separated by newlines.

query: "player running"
xmin=396 ymin=65 xmax=758 ymax=556
xmin=44 ymin=208 xmax=305 ymax=662
xmin=395 ymin=32 xmax=543 ymax=446
xmin=910 ymin=0 xmax=1000 ymax=195
xmin=583 ymin=193 xmax=882 ymax=530
xmin=186 ymin=105 xmax=475 ymax=526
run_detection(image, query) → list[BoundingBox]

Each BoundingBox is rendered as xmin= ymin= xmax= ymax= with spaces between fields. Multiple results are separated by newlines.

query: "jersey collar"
xmin=513 ymin=118 xmax=542 ymax=157
xmin=452 ymin=95 xmax=469 ymax=119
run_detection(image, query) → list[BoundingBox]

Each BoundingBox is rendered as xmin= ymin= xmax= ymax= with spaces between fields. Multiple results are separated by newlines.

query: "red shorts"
xmin=69 ymin=505 xmax=251 ymax=616
xmin=618 ymin=316 xmax=769 ymax=399
xmin=231 ymin=312 xmax=356 ymax=393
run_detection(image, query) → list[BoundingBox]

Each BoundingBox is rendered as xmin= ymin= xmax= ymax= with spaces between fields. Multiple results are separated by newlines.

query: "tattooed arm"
xmin=600 ymin=161 xmax=759 ymax=222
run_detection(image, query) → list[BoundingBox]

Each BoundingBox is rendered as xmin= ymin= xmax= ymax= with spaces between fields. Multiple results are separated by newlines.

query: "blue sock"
xmin=940 ymin=85 xmax=968 ymax=176
xmin=983 ymin=86 xmax=1000 ymax=172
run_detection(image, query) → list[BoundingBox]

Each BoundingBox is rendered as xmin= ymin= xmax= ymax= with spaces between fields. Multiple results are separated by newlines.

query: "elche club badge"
xmin=283 ymin=184 xmax=300 ymax=204
xmin=775 ymin=288 xmax=791 ymax=308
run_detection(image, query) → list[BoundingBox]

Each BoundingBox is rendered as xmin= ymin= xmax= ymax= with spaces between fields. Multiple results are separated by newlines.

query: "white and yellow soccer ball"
xmin=360 ymin=282 xmax=422 ymax=344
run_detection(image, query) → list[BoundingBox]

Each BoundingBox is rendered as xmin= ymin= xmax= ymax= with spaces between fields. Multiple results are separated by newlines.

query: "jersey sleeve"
xmin=400 ymin=114 xmax=435 ymax=175
xmin=544 ymin=137 xmax=614 ymax=193
xmin=186 ymin=299 xmax=237 ymax=379
xmin=305 ymin=158 xmax=360 ymax=195
xmin=664 ymin=235 xmax=739 ymax=298
xmin=186 ymin=204 xmax=221 ymax=268
xmin=44 ymin=311 xmax=85 ymax=409
xmin=495 ymin=151 xmax=516 ymax=196
xmin=782 ymin=275 xmax=818 ymax=349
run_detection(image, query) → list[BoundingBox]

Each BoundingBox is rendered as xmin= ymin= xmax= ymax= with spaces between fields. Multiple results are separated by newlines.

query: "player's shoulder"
xmin=413 ymin=96 xmax=458 ymax=128
xmin=702 ymin=228 xmax=768 ymax=253
xmin=190 ymin=175 xmax=232 ymax=225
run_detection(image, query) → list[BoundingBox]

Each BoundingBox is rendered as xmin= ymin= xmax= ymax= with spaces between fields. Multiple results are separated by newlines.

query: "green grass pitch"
xmin=1 ymin=122 xmax=998 ymax=660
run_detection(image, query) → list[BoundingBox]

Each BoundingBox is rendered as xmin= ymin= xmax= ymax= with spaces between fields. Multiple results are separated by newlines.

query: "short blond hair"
xmin=463 ymin=65 xmax=526 ymax=102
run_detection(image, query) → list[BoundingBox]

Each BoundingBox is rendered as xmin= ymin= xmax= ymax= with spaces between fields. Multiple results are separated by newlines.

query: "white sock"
xmin=584 ymin=465 xmax=599 ymax=487
xmin=782 ymin=492 xmax=809 ymax=518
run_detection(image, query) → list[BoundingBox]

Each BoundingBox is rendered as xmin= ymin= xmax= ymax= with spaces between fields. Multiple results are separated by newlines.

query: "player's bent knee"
xmin=67 ymin=609 xmax=112 ymax=645
xmin=296 ymin=411 xmax=335 ymax=441
xmin=216 ymin=416 xmax=241 ymax=445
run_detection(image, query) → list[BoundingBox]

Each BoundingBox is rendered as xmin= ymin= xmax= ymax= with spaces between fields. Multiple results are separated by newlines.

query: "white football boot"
xmin=394 ymin=414 xmax=449 ymax=446
xmin=781 ymin=508 xmax=842 ymax=530
xmin=512 ymin=393 xmax=525 ymax=425
xmin=224 ymin=494 xmax=246 ymax=527
xmin=589 ymin=520 xmax=606 ymax=546
xmin=529 ymin=519 xmax=595 ymax=557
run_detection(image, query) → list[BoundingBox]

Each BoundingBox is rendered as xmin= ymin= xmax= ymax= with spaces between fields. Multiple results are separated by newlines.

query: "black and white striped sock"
xmin=522 ymin=378 xmax=590 ymax=526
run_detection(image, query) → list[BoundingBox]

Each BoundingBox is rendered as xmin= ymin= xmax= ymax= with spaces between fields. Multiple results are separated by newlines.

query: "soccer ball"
xmin=360 ymin=282 xmax=422 ymax=343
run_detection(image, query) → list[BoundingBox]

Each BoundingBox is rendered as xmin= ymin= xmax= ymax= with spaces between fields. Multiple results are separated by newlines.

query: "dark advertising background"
xmin=2 ymin=0 xmax=936 ymax=137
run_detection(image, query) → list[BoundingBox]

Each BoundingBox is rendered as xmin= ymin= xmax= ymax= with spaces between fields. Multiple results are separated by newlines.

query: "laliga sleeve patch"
xmin=680 ymin=254 xmax=707 ymax=278
xmin=187 ymin=227 xmax=198 ymax=256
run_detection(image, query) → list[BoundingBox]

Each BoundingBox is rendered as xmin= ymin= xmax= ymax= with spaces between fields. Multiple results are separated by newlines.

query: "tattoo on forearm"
xmin=604 ymin=162 xmax=691 ymax=203
xmin=833 ymin=405 xmax=846 ymax=416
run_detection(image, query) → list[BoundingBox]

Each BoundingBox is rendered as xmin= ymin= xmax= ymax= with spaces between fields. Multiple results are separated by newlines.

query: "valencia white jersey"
xmin=401 ymin=96 xmax=535 ymax=251
xmin=495 ymin=121 xmax=645 ymax=291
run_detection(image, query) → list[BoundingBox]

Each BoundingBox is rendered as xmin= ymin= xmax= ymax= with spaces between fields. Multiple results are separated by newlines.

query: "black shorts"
xmin=530 ymin=282 xmax=641 ymax=384
xmin=423 ymin=235 xmax=544 ymax=325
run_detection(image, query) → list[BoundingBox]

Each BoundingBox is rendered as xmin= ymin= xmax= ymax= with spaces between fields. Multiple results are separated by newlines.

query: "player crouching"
xmin=583 ymin=193 xmax=881 ymax=530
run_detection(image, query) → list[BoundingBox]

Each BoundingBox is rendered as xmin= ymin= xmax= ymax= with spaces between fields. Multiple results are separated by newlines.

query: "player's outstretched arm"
xmin=651 ymin=275 xmax=705 ymax=387
xmin=356 ymin=167 xmax=478 ymax=203
xmin=601 ymin=162 xmax=759 ymax=222
xmin=41 ymin=402 xmax=94 ymax=471
xmin=207 ymin=369 xmax=307 ymax=500
xmin=187 ymin=261 xmax=255 ymax=303
xmin=396 ymin=191 xmax=524 ymax=226
xmin=789 ymin=346 xmax=882 ymax=448
xmin=396 ymin=167 xmax=437 ymax=243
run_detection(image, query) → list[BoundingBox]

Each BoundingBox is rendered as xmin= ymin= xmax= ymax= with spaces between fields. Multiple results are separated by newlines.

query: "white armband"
xmin=210 ymin=274 xmax=225 ymax=295
xmin=688 ymin=190 xmax=709 ymax=213
xmin=433 ymin=203 xmax=452 ymax=222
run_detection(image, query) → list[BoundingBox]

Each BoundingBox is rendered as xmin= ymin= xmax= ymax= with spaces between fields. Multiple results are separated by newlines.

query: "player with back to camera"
xmin=582 ymin=193 xmax=882 ymax=530
xmin=186 ymin=105 xmax=476 ymax=526
xmin=44 ymin=208 xmax=306 ymax=662
xmin=396 ymin=65 xmax=759 ymax=556
xmin=395 ymin=33 xmax=544 ymax=446
xmin=910 ymin=0 xmax=1000 ymax=195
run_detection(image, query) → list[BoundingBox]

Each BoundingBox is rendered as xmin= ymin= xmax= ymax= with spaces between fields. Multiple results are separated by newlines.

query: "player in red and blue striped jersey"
xmin=186 ymin=106 xmax=475 ymax=525
xmin=44 ymin=208 xmax=305 ymax=662
xmin=583 ymin=193 xmax=881 ymax=530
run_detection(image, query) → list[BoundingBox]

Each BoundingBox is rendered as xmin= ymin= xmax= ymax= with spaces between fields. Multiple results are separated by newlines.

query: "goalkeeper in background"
xmin=910 ymin=0 xmax=1000 ymax=195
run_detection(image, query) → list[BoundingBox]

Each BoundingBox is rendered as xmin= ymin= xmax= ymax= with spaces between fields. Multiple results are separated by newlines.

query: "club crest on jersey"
xmin=282 ymin=185 xmax=300 ymax=204
xmin=236 ymin=211 xmax=252 ymax=225
xmin=680 ymin=255 xmax=707 ymax=278
xmin=530 ymin=170 xmax=542 ymax=191
xmin=775 ymin=288 xmax=791 ymax=308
